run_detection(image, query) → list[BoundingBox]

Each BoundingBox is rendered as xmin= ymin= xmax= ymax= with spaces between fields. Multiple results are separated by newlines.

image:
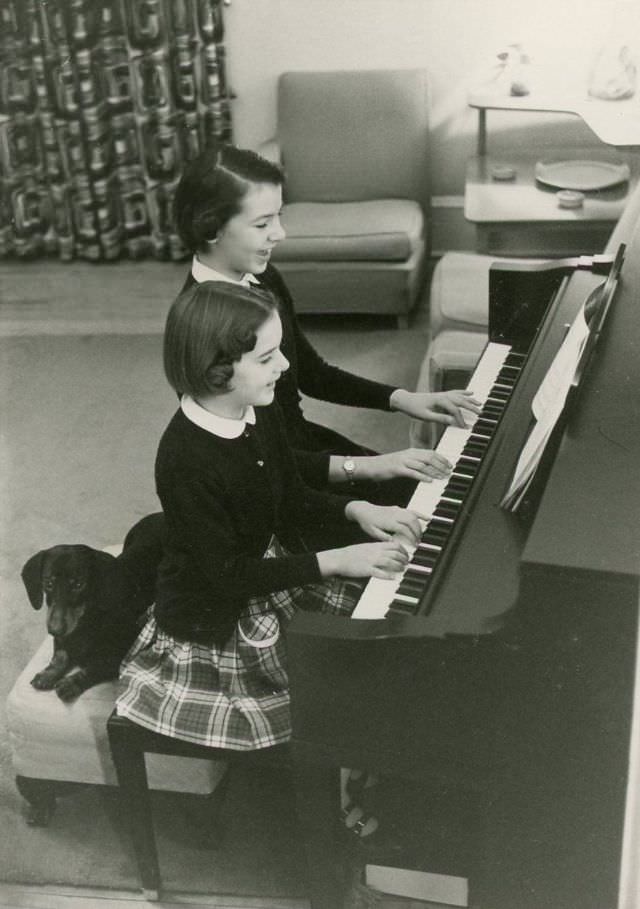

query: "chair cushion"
xmin=429 ymin=252 xmax=496 ymax=336
xmin=409 ymin=330 xmax=488 ymax=448
xmin=6 ymin=637 xmax=226 ymax=792
xmin=273 ymin=200 xmax=424 ymax=263
xmin=421 ymin=329 xmax=489 ymax=382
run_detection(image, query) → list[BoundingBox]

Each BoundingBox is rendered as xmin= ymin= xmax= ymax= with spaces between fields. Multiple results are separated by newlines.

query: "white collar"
xmin=191 ymin=256 xmax=259 ymax=288
xmin=181 ymin=395 xmax=256 ymax=439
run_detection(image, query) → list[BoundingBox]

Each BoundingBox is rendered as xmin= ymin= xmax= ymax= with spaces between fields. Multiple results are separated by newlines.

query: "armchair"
xmin=263 ymin=69 xmax=431 ymax=327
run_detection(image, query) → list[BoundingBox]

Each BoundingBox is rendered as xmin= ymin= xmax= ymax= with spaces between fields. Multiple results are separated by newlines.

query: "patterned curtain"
xmin=0 ymin=0 xmax=232 ymax=262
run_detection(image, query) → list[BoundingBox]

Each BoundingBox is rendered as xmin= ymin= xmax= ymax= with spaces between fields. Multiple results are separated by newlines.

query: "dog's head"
xmin=21 ymin=545 xmax=117 ymax=639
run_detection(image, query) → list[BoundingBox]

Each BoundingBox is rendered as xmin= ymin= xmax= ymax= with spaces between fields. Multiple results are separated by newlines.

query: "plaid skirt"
xmin=116 ymin=537 xmax=359 ymax=751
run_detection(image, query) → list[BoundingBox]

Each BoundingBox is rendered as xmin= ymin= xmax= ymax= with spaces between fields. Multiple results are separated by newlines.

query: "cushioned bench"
xmin=6 ymin=554 xmax=226 ymax=826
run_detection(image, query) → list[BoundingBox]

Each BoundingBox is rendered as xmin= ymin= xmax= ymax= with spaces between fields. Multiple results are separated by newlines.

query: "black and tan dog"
xmin=22 ymin=513 xmax=165 ymax=702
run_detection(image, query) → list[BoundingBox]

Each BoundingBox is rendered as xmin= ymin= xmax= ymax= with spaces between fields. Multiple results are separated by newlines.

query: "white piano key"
xmin=352 ymin=342 xmax=512 ymax=620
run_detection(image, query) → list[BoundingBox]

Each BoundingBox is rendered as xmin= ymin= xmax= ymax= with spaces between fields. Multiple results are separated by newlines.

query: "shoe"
xmin=342 ymin=802 xmax=378 ymax=837
xmin=345 ymin=770 xmax=379 ymax=805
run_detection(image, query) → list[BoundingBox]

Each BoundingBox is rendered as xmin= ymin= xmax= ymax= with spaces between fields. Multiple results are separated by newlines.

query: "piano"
xmin=287 ymin=246 xmax=640 ymax=909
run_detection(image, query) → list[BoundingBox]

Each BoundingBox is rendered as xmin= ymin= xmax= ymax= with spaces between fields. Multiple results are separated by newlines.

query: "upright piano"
xmin=287 ymin=244 xmax=640 ymax=909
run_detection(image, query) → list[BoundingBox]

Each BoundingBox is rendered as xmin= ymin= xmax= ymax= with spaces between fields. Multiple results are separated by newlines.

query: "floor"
xmin=0 ymin=883 xmax=307 ymax=909
xmin=0 ymin=260 xmax=190 ymax=336
xmin=0 ymin=259 xmax=430 ymax=337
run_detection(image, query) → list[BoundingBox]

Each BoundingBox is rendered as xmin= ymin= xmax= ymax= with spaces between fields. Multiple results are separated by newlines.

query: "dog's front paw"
xmin=55 ymin=673 xmax=87 ymax=702
xmin=31 ymin=670 xmax=59 ymax=690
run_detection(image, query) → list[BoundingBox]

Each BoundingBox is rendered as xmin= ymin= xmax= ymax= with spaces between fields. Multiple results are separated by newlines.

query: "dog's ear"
xmin=21 ymin=551 xmax=47 ymax=610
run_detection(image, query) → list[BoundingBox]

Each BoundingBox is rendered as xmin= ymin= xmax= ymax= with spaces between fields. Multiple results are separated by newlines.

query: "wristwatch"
xmin=342 ymin=457 xmax=356 ymax=484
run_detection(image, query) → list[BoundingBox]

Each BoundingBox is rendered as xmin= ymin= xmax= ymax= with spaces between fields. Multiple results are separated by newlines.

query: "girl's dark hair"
xmin=163 ymin=281 xmax=278 ymax=399
xmin=174 ymin=144 xmax=284 ymax=253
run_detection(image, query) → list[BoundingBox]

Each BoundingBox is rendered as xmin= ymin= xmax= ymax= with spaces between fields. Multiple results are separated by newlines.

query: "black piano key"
xmin=430 ymin=513 xmax=455 ymax=526
xmin=448 ymin=471 xmax=473 ymax=483
xmin=422 ymin=529 xmax=450 ymax=547
xmin=446 ymin=482 xmax=470 ymax=498
xmin=411 ymin=552 xmax=438 ymax=569
xmin=405 ymin=565 xmax=433 ymax=580
xmin=387 ymin=599 xmax=420 ymax=616
xmin=447 ymin=472 xmax=471 ymax=484
xmin=412 ymin=551 xmax=438 ymax=566
xmin=397 ymin=578 xmax=427 ymax=597
xmin=465 ymin=443 xmax=488 ymax=456
xmin=475 ymin=418 xmax=498 ymax=432
xmin=465 ymin=446 xmax=488 ymax=459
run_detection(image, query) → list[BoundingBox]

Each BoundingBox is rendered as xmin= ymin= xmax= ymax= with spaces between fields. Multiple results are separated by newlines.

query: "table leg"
xmin=292 ymin=747 xmax=346 ymax=909
xmin=477 ymin=109 xmax=487 ymax=156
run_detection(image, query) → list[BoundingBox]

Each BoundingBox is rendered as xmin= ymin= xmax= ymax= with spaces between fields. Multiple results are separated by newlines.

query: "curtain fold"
xmin=0 ymin=0 xmax=232 ymax=261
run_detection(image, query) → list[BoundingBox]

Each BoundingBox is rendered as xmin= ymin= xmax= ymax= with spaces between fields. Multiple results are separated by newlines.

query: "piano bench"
xmin=106 ymin=712 xmax=290 ymax=900
xmin=5 ymin=636 xmax=227 ymax=830
xmin=410 ymin=329 xmax=487 ymax=448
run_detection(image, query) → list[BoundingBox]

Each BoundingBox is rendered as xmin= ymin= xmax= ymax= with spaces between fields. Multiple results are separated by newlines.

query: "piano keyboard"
xmin=352 ymin=341 xmax=524 ymax=620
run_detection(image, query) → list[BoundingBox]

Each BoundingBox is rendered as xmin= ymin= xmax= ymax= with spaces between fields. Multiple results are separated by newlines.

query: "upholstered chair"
xmin=262 ymin=69 xmax=431 ymax=327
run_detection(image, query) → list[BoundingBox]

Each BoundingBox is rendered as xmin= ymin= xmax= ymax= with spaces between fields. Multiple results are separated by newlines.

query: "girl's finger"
xmin=425 ymin=453 xmax=451 ymax=470
xmin=396 ymin=518 xmax=421 ymax=542
xmin=369 ymin=527 xmax=392 ymax=542
xmin=404 ymin=467 xmax=433 ymax=483
xmin=407 ymin=507 xmax=430 ymax=523
xmin=372 ymin=568 xmax=398 ymax=580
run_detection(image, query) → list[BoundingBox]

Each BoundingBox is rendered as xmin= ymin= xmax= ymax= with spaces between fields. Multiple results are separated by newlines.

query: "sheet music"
xmin=501 ymin=297 xmax=594 ymax=511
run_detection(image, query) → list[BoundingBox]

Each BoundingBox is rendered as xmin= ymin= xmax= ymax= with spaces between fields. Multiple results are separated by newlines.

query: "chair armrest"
xmin=256 ymin=138 xmax=282 ymax=165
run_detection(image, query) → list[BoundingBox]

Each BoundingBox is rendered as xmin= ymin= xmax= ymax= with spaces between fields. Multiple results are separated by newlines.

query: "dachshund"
xmin=22 ymin=512 xmax=165 ymax=702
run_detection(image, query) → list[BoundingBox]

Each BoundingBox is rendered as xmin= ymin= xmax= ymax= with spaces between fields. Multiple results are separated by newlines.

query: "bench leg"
xmin=107 ymin=722 xmax=161 ymax=900
xmin=15 ymin=775 xmax=57 ymax=827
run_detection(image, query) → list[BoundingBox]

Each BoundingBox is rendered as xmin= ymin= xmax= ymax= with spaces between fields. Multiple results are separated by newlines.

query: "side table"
xmin=465 ymin=153 xmax=635 ymax=256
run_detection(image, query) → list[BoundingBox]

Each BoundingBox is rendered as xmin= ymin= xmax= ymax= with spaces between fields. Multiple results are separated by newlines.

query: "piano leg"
xmin=292 ymin=746 xmax=346 ymax=909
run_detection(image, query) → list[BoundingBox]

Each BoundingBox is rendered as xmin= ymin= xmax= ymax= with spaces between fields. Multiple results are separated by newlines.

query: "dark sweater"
xmin=183 ymin=263 xmax=398 ymax=486
xmin=154 ymin=402 xmax=354 ymax=646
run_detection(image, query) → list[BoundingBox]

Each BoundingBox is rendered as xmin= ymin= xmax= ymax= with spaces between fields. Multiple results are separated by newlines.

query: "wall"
xmin=223 ymin=0 xmax=637 ymax=201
